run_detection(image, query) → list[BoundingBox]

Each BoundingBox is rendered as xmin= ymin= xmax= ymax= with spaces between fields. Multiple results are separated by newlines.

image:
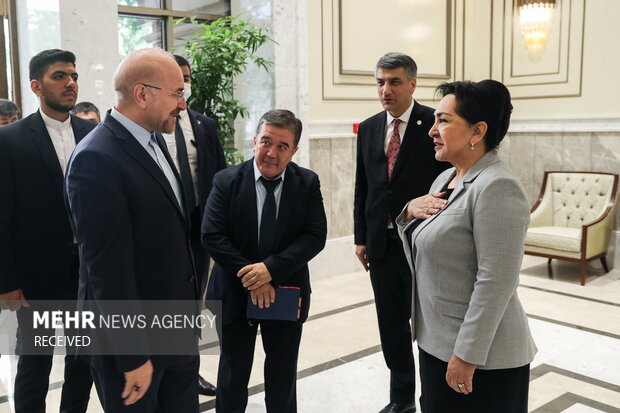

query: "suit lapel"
xmin=411 ymin=170 xmax=455 ymax=244
xmin=240 ymin=161 xmax=259 ymax=253
xmin=370 ymin=113 xmax=389 ymax=184
xmin=410 ymin=150 xmax=502 ymax=249
xmin=390 ymin=102 xmax=426 ymax=182
xmin=154 ymin=132 xmax=189 ymax=225
xmin=103 ymin=116 xmax=186 ymax=225
xmin=274 ymin=164 xmax=298 ymax=244
xmin=70 ymin=115 xmax=90 ymax=143
xmin=29 ymin=111 xmax=64 ymax=193
xmin=187 ymin=110 xmax=207 ymax=202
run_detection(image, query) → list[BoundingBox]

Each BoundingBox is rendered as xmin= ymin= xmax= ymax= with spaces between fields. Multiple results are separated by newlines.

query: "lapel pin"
xmin=416 ymin=120 xmax=422 ymax=125
xmin=197 ymin=120 xmax=202 ymax=125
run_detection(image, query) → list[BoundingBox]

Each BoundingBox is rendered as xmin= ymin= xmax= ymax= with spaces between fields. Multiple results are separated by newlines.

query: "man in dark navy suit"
xmin=0 ymin=49 xmax=95 ymax=413
xmin=202 ymin=109 xmax=327 ymax=413
xmin=65 ymin=48 xmax=200 ymax=412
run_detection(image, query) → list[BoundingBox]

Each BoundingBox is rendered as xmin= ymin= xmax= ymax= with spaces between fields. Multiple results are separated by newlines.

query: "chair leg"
xmin=600 ymin=256 xmax=610 ymax=273
xmin=579 ymin=260 xmax=587 ymax=286
xmin=545 ymin=258 xmax=554 ymax=279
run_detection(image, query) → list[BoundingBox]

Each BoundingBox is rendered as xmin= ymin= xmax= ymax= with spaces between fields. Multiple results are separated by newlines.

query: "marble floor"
xmin=0 ymin=255 xmax=619 ymax=412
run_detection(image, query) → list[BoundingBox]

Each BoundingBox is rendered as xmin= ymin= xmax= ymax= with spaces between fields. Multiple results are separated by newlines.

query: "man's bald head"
xmin=113 ymin=48 xmax=178 ymax=105
xmin=112 ymin=48 xmax=186 ymax=134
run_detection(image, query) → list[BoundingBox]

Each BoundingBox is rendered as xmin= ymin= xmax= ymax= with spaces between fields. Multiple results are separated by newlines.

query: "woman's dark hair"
xmin=436 ymin=79 xmax=513 ymax=150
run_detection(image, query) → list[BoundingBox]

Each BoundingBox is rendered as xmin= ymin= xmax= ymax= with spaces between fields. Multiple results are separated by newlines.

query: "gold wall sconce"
xmin=517 ymin=0 xmax=557 ymax=61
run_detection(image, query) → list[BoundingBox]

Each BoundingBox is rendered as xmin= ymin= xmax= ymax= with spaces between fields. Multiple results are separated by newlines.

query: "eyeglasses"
xmin=141 ymin=83 xmax=185 ymax=104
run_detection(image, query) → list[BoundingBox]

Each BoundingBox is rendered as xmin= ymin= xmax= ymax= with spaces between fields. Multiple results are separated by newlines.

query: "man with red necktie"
xmin=354 ymin=52 xmax=450 ymax=413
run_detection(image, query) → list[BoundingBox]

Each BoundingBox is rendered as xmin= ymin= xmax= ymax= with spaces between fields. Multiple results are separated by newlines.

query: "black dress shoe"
xmin=198 ymin=375 xmax=216 ymax=396
xmin=378 ymin=402 xmax=416 ymax=413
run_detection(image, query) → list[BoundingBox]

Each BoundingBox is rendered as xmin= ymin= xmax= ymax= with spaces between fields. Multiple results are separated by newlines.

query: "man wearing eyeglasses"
xmin=65 ymin=48 xmax=200 ymax=412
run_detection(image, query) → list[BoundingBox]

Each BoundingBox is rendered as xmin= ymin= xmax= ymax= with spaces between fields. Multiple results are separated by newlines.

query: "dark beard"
xmin=42 ymin=88 xmax=75 ymax=114
xmin=46 ymin=100 xmax=75 ymax=113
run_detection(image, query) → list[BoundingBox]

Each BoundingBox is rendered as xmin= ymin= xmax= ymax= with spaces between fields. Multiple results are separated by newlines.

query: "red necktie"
xmin=386 ymin=119 xmax=401 ymax=179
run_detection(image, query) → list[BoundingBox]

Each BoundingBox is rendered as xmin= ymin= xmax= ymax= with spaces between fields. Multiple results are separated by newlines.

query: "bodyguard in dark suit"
xmin=65 ymin=48 xmax=200 ymax=412
xmin=354 ymin=52 xmax=450 ymax=413
xmin=0 ymin=49 xmax=94 ymax=413
xmin=162 ymin=54 xmax=226 ymax=396
xmin=202 ymin=109 xmax=327 ymax=413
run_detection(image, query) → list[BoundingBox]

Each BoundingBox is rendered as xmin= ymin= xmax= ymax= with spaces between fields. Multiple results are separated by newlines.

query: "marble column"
xmin=16 ymin=0 xmax=61 ymax=115
xmin=17 ymin=0 xmax=118 ymax=117
xmin=231 ymin=0 xmax=309 ymax=166
xmin=58 ymin=0 xmax=119 ymax=117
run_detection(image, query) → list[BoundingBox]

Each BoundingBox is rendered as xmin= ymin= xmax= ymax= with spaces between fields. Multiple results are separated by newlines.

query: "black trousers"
xmin=368 ymin=235 xmax=415 ymax=404
xmin=418 ymin=348 xmax=530 ymax=413
xmin=14 ymin=352 xmax=92 ymax=413
xmin=189 ymin=206 xmax=210 ymax=301
xmin=216 ymin=318 xmax=303 ymax=413
xmin=13 ymin=280 xmax=92 ymax=413
xmin=90 ymin=355 xmax=199 ymax=413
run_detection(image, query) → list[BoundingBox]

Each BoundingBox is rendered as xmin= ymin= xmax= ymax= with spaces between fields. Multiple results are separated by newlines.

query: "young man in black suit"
xmin=0 ymin=49 xmax=95 ymax=413
xmin=354 ymin=52 xmax=450 ymax=413
xmin=65 ymin=48 xmax=200 ymax=412
xmin=161 ymin=54 xmax=226 ymax=396
xmin=202 ymin=109 xmax=327 ymax=413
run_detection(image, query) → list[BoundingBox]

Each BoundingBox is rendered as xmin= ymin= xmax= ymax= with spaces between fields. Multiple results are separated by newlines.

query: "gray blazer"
xmin=396 ymin=150 xmax=537 ymax=370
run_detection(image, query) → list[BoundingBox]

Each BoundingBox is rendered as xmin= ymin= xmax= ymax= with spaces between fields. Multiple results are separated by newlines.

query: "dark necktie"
xmin=386 ymin=118 xmax=402 ymax=180
xmin=174 ymin=116 xmax=196 ymax=210
xmin=258 ymin=176 xmax=282 ymax=259
xmin=149 ymin=133 xmax=184 ymax=211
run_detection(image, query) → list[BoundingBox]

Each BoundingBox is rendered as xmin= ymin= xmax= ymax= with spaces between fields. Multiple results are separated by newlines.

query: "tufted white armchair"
xmin=524 ymin=171 xmax=618 ymax=285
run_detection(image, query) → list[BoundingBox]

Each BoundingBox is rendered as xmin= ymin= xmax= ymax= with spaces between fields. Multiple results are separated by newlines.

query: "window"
xmin=0 ymin=0 xmax=20 ymax=106
xmin=117 ymin=0 xmax=229 ymax=59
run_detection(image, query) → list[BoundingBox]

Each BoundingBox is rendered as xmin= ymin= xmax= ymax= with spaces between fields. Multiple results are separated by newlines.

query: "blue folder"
xmin=246 ymin=286 xmax=300 ymax=321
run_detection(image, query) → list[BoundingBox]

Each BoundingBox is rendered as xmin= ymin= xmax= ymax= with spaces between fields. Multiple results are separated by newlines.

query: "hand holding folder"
xmin=246 ymin=286 xmax=301 ymax=322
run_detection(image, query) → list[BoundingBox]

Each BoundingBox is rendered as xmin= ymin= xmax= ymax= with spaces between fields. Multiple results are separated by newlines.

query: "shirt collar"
xmin=386 ymin=99 xmax=415 ymax=126
xmin=40 ymin=109 xmax=72 ymax=131
xmin=253 ymin=158 xmax=286 ymax=183
xmin=110 ymin=107 xmax=153 ymax=148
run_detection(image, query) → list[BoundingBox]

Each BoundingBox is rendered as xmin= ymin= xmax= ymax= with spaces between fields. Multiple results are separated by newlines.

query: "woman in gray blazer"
xmin=396 ymin=80 xmax=536 ymax=412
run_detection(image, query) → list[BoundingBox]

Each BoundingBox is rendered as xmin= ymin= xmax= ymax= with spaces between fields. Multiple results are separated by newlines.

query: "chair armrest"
xmin=530 ymin=192 xmax=554 ymax=227
xmin=584 ymin=204 xmax=617 ymax=259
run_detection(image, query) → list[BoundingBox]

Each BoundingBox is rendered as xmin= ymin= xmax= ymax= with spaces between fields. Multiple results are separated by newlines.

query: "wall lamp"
xmin=517 ymin=0 xmax=556 ymax=60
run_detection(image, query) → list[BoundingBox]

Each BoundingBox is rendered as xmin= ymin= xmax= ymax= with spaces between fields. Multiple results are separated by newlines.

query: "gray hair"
xmin=255 ymin=109 xmax=303 ymax=147
xmin=375 ymin=52 xmax=417 ymax=80
xmin=0 ymin=99 xmax=20 ymax=117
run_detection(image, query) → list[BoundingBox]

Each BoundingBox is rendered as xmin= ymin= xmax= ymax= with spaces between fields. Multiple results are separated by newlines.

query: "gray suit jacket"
xmin=396 ymin=150 xmax=537 ymax=370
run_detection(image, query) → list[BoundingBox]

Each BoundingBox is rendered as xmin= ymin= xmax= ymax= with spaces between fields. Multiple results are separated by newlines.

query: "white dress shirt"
xmin=384 ymin=99 xmax=415 ymax=154
xmin=109 ymin=108 xmax=184 ymax=212
xmin=40 ymin=110 xmax=75 ymax=175
xmin=253 ymin=159 xmax=285 ymax=242
xmin=162 ymin=110 xmax=200 ymax=204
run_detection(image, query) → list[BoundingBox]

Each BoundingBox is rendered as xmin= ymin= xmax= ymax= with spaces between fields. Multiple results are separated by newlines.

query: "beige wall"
xmin=308 ymin=0 xmax=620 ymax=121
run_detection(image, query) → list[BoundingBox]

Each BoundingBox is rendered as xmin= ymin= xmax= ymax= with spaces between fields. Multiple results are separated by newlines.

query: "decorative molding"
xmin=509 ymin=116 xmax=620 ymax=133
xmin=492 ymin=0 xmax=586 ymax=99
xmin=308 ymin=116 xmax=620 ymax=137
xmin=321 ymin=0 xmax=464 ymax=101
xmin=338 ymin=0 xmax=453 ymax=78
xmin=308 ymin=120 xmax=358 ymax=139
